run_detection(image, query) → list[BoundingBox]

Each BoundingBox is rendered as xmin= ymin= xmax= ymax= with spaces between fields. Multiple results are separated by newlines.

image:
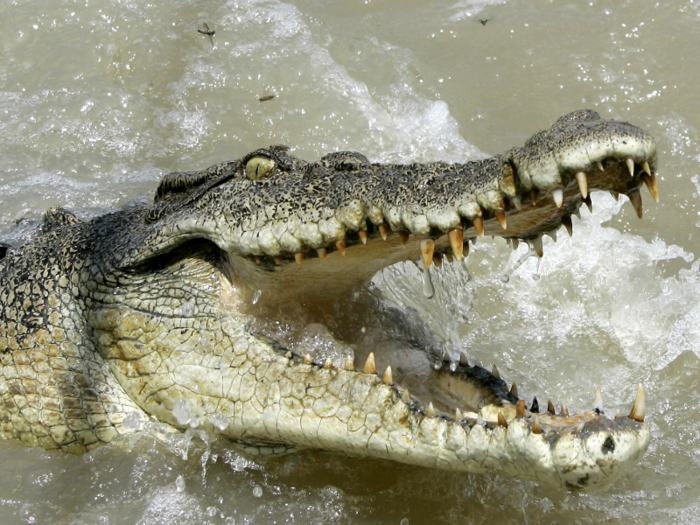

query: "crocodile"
xmin=0 ymin=110 xmax=657 ymax=491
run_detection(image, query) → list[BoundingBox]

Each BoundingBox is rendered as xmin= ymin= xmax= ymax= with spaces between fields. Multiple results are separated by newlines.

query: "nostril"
xmin=602 ymin=435 xmax=616 ymax=454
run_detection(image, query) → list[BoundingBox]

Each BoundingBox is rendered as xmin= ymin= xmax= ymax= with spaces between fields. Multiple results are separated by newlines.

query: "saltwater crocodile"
xmin=0 ymin=110 xmax=656 ymax=491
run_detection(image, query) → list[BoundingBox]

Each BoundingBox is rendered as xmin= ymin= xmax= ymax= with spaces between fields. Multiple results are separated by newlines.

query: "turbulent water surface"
xmin=2 ymin=0 xmax=700 ymax=523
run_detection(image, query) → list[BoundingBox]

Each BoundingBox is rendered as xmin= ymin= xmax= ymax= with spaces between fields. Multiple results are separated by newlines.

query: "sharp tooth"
xmin=561 ymin=404 xmax=569 ymax=417
xmin=420 ymin=239 xmax=435 ymax=269
xmin=254 ymin=256 xmax=262 ymax=265
xmin=294 ymin=252 xmax=304 ymax=264
xmin=531 ymin=396 xmax=540 ymax=413
xmin=284 ymin=351 xmax=292 ymax=359
xmin=597 ymin=161 xmax=605 ymax=172
xmin=378 ymin=224 xmax=388 ymax=240
xmin=402 ymin=389 xmax=411 ymax=403
xmin=562 ymin=216 xmax=573 ymax=237
xmin=427 ymin=402 xmax=436 ymax=417
xmin=626 ymin=158 xmax=635 ymax=176
xmin=398 ymin=231 xmax=409 ymax=245
xmin=512 ymin=238 xmax=519 ymax=250
xmin=316 ymin=248 xmax=327 ymax=260
xmin=511 ymin=196 xmax=522 ymax=210
xmin=459 ymin=352 xmax=470 ymax=367
xmin=335 ymin=240 xmax=346 ymax=255
xmin=642 ymin=161 xmax=652 ymax=176
xmin=531 ymin=188 xmax=540 ymax=206
xmin=593 ymin=386 xmax=604 ymax=412
xmin=575 ymin=171 xmax=588 ymax=199
xmin=358 ymin=230 xmax=368 ymax=244
xmin=616 ymin=409 xmax=621 ymax=419
xmin=323 ymin=358 xmax=332 ymax=369
xmin=642 ymin=173 xmax=659 ymax=202
xmin=628 ymin=190 xmax=643 ymax=219
xmin=364 ymin=352 xmax=377 ymax=374
xmin=344 ymin=355 xmax=355 ymax=371
xmin=494 ymin=209 xmax=507 ymax=229
xmin=382 ymin=366 xmax=393 ymax=385
xmin=274 ymin=256 xmax=283 ymax=265
xmin=611 ymin=191 xmax=619 ymax=201
xmin=497 ymin=412 xmax=508 ymax=428
xmin=516 ymin=400 xmax=526 ymax=417
xmin=584 ymin=195 xmax=593 ymax=213
xmin=473 ymin=216 xmax=485 ymax=237
xmin=491 ymin=364 xmax=500 ymax=379
xmin=531 ymin=236 xmax=543 ymax=258
xmin=629 ymin=383 xmax=646 ymax=422
xmin=547 ymin=400 xmax=556 ymax=415
xmin=304 ymin=354 xmax=313 ymax=364
xmin=532 ymin=415 xmax=542 ymax=435
xmin=552 ymin=188 xmax=564 ymax=208
xmin=510 ymin=383 xmax=519 ymax=398
xmin=455 ymin=408 xmax=463 ymax=420
xmin=448 ymin=228 xmax=464 ymax=261
xmin=548 ymin=230 xmax=557 ymax=243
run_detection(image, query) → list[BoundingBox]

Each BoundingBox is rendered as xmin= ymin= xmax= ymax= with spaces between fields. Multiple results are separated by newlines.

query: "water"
xmin=2 ymin=0 xmax=700 ymax=522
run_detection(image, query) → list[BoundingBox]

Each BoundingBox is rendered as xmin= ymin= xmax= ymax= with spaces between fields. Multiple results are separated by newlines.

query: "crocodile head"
xmin=0 ymin=110 xmax=656 ymax=491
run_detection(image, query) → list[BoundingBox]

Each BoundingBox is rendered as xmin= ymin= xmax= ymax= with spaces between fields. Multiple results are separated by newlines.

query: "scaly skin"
xmin=0 ymin=110 xmax=656 ymax=490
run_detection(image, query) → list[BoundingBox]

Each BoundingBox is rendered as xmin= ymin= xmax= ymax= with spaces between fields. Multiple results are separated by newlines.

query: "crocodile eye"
xmin=245 ymin=156 xmax=276 ymax=180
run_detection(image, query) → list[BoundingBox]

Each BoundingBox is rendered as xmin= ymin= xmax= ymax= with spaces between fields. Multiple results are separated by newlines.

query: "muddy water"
xmin=1 ymin=0 xmax=700 ymax=523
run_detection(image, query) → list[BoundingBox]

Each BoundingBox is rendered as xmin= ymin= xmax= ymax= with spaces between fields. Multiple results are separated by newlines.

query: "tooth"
xmin=561 ymin=404 xmax=569 ymax=417
xmin=629 ymin=383 xmax=646 ymax=422
xmin=642 ymin=173 xmax=659 ymax=202
xmin=510 ymin=383 xmax=519 ymax=398
xmin=532 ymin=416 xmax=542 ymax=435
xmin=382 ymin=366 xmax=393 ymax=385
xmin=531 ymin=236 xmax=543 ymax=258
xmin=420 ymin=239 xmax=435 ymax=269
xmin=512 ymin=238 xmax=519 ymax=250
xmin=516 ymin=400 xmax=526 ymax=417
xmin=626 ymin=158 xmax=635 ymax=176
xmin=611 ymin=191 xmax=619 ymax=201
xmin=304 ymin=354 xmax=313 ymax=364
xmin=274 ymin=256 xmax=283 ymax=265
xmin=379 ymin=224 xmax=388 ymax=240
xmin=597 ymin=161 xmax=605 ymax=172
xmin=323 ymin=358 xmax=332 ymax=369
xmin=427 ymin=402 xmax=436 ymax=417
xmin=531 ymin=397 xmax=540 ymax=413
xmin=642 ymin=161 xmax=652 ymax=176
xmin=552 ymin=188 xmax=564 ymax=208
xmin=284 ymin=351 xmax=292 ymax=359
xmin=448 ymin=228 xmax=464 ymax=261
xmin=497 ymin=412 xmax=508 ymax=428
xmin=511 ymin=196 xmax=522 ymax=210
xmin=335 ymin=240 xmax=346 ymax=255
xmin=358 ymin=230 xmax=368 ymax=244
xmin=491 ymin=364 xmax=500 ymax=379
xmin=562 ymin=216 xmax=573 ymax=237
xmin=254 ymin=256 xmax=262 ymax=265
xmin=398 ymin=231 xmax=409 ymax=245
xmin=547 ymin=400 xmax=556 ymax=415
xmin=548 ymin=230 xmax=557 ymax=243
xmin=531 ymin=189 xmax=540 ymax=205
xmin=455 ymin=408 xmax=463 ymax=420
xmin=459 ymin=352 xmax=470 ymax=367
xmin=344 ymin=355 xmax=355 ymax=371
xmin=294 ymin=253 xmax=304 ymax=264
xmin=628 ymin=190 xmax=643 ymax=219
xmin=402 ymin=389 xmax=411 ymax=403
xmin=575 ymin=172 xmax=588 ymax=199
xmin=364 ymin=352 xmax=377 ymax=374
xmin=473 ymin=216 xmax=485 ymax=237
xmin=576 ymin=421 xmax=585 ymax=433
xmin=584 ymin=195 xmax=593 ymax=213
xmin=593 ymin=386 xmax=603 ymax=412
xmin=616 ymin=409 xmax=621 ymax=419
xmin=494 ymin=209 xmax=507 ymax=229
xmin=316 ymin=248 xmax=327 ymax=260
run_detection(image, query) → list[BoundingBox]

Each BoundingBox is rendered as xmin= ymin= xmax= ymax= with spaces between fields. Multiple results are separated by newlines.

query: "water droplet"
xmin=252 ymin=486 xmax=263 ymax=497
xmin=252 ymin=289 xmax=262 ymax=305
